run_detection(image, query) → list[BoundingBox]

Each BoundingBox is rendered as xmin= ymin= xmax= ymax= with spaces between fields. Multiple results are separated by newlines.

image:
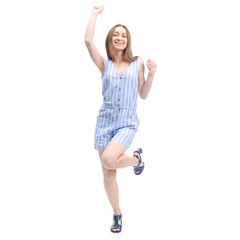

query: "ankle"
xmin=114 ymin=209 xmax=122 ymax=215
xmin=133 ymin=155 xmax=140 ymax=166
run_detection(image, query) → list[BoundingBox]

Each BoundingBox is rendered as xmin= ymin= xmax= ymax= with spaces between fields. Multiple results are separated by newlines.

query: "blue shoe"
xmin=110 ymin=214 xmax=122 ymax=233
xmin=133 ymin=148 xmax=144 ymax=175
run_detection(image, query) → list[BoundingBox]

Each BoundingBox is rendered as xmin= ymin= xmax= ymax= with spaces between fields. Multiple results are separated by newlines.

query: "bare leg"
xmin=100 ymin=140 xmax=143 ymax=170
xmin=117 ymin=151 xmax=142 ymax=169
xmin=98 ymin=141 xmax=143 ymax=231
xmin=98 ymin=150 xmax=121 ymax=232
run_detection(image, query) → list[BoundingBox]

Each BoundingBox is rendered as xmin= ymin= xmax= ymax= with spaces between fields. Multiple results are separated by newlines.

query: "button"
xmin=118 ymin=99 xmax=120 ymax=101
xmin=119 ymin=88 xmax=121 ymax=91
xmin=120 ymin=76 xmax=122 ymax=79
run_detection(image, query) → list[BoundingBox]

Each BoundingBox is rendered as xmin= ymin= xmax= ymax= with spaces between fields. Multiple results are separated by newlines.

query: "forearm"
xmin=85 ymin=13 xmax=98 ymax=43
xmin=140 ymin=72 xmax=155 ymax=99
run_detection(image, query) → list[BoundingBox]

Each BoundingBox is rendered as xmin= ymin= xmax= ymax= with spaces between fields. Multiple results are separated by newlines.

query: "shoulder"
xmin=104 ymin=58 xmax=113 ymax=69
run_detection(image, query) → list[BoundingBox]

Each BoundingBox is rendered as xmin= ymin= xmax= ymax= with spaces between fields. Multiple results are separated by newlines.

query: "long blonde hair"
xmin=105 ymin=24 xmax=138 ymax=63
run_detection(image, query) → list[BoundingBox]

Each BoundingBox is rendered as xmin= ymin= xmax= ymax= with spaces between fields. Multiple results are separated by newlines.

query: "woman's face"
xmin=112 ymin=26 xmax=128 ymax=51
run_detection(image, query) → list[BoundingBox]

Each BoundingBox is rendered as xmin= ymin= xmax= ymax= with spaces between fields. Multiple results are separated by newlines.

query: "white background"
xmin=0 ymin=0 xmax=240 ymax=239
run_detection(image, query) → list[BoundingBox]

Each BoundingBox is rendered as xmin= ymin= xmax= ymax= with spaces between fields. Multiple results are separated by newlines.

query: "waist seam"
xmin=102 ymin=104 xmax=136 ymax=110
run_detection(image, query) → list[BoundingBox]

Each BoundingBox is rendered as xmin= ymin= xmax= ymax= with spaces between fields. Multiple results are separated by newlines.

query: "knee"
xmin=103 ymin=168 xmax=116 ymax=182
xmin=101 ymin=152 xmax=116 ymax=169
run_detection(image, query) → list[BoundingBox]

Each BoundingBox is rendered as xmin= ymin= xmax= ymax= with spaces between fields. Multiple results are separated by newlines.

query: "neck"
xmin=112 ymin=50 xmax=124 ymax=63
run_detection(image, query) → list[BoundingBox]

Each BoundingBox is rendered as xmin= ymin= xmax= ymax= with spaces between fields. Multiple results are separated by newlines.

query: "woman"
xmin=85 ymin=6 xmax=157 ymax=233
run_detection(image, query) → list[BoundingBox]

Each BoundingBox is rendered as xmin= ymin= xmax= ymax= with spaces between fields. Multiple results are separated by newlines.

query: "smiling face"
xmin=105 ymin=24 xmax=136 ymax=62
xmin=112 ymin=26 xmax=128 ymax=51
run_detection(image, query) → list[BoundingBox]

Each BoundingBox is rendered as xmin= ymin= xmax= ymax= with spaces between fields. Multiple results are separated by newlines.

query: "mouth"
xmin=114 ymin=41 xmax=125 ymax=46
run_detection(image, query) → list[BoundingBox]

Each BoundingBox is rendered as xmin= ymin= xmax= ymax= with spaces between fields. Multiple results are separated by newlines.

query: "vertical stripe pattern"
xmin=94 ymin=58 xmax=140 ymax=150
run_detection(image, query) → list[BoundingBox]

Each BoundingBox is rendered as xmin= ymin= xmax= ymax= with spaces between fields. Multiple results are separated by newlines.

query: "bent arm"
xmin=85 ymin=7 xmax=106 ymax=74
xmin=138 ymin=58 xmax=157 ymax=99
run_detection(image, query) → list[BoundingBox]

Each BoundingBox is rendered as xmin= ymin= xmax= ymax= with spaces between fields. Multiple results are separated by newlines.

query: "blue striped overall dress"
xmin=94 ymin=58 xmax=140 ymax=150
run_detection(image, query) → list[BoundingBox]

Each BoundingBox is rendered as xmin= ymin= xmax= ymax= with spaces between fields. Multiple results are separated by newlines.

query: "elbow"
xmin=140 ymin=93 xmax=148 ymax=100
xmin=84 ymin=38 xmax=92 ymax=46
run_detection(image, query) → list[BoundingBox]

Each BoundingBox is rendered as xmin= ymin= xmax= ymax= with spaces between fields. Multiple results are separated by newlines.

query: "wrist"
xmin=91 ymin=12 xmax=98 ymax=17
xmin=148 ymin=70 xmax=156 ymax=77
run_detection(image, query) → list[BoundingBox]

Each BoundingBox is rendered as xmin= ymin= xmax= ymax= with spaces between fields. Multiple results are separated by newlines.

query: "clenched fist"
xmin=91 ymin=6 xmax=104 ymax=16
xmin=146 ymin=59 xmax=157 ymax=74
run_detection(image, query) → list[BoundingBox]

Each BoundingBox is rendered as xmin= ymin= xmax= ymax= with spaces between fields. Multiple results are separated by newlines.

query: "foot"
xmin=133 ymin=151 xmax=144 ymax=174
xmin=111 ymin=213 xmax=122 ymax=233
xmin=111 ymin=218 xmax=122 ymax=232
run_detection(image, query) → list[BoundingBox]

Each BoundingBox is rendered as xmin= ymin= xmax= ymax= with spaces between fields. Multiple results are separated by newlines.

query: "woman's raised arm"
xmin=85 ymin=6 xmax=106 ymax=74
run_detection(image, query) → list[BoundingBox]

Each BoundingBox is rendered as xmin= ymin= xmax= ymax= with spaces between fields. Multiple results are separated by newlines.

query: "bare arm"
xmin=138 ymin=58 xmax=157 ymax=99
xmin=85 ymin=6 xmax=106 ymax=75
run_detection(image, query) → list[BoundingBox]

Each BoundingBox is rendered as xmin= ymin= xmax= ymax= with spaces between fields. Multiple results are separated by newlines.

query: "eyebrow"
xmin=114 ymin=31 xmax=127 ymax=35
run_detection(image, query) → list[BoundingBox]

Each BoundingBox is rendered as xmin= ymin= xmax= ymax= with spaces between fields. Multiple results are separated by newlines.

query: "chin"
xmin=113 ymin=45 xmax=127 ymax=51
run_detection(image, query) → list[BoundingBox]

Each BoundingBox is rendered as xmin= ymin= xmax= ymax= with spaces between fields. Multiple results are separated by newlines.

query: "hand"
xmin=146 ymin=59 xmax=157 ymax=74
xmin=91 ymin=5 xmax=104 ymax=16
